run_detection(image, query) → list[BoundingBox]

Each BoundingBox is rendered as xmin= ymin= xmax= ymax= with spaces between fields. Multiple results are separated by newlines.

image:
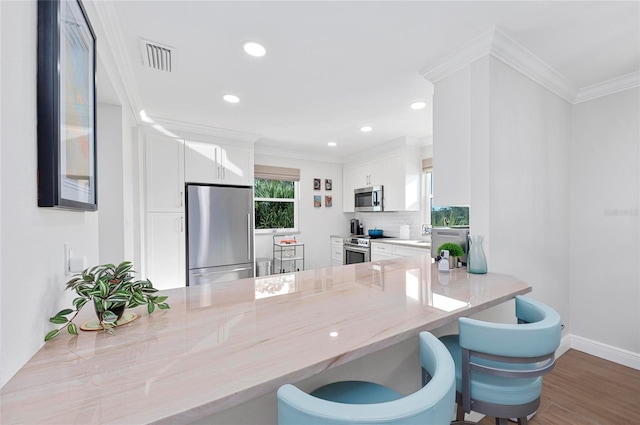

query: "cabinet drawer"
xmin=393 ymin=246 xmax=426 ymax=258
xmin=371 ymin=243 xmax=392 ymax=253
xmin=331 ymin=247 xmax=343 ymax=261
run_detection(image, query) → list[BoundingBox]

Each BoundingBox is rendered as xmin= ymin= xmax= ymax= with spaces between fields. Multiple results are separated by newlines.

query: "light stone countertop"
xmin=1 ymin=257 xmax=530 ymax=424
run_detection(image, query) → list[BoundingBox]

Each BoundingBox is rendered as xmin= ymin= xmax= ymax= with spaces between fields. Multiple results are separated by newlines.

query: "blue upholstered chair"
xmin=277 ymin=331 xmax=456 ymax=425
xmin=440 ymin=295 xmax=561 ymax=425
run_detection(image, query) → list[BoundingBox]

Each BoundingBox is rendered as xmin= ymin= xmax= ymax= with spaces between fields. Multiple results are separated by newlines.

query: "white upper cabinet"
xmin=145 ymin=134 xmax=185 ymax=212
xmin=342 ymin=166 xmax=357 ymax=212
xmin=342 ymin=142 xmax=421 ymax=212
xmin=185 ymin=138 xmax=253 ymax=186
xmin=383 ymin=146 xmax=421 ymax=212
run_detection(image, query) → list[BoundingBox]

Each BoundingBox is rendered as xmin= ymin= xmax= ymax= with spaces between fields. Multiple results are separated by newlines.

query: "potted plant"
xmin=45 ymin=261 xmax=169 ymax=342
xmin=437 ymin=243 xmax=465 ymax=269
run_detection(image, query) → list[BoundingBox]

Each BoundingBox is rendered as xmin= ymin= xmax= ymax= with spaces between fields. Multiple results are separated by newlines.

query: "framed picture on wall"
xmin=313 ymin=178 xmax=321 ymax=190
xmin=325 ymin=179 xmax=332 ymax=190
xmin=37 ymin=0 xmax=97 ymax=211
xmin=314 ymin=196 xmax=321 ymax=207
xmin=325 ymin=196 xmax=332 ymax=207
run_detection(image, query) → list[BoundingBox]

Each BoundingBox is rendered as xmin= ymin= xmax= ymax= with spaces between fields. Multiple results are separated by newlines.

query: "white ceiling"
xmin=97 ymin=1 xmax=640 ymax=160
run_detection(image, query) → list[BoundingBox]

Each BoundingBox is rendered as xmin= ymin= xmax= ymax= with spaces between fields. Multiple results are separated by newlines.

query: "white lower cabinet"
xmin=146 ymin=213 xmax=186 ymax=289
xmin=392 ymin=245 xmax=427 ymax=258
xmin=371 ymin=242 xmax=393 ymax=261
xmin=331 ymin=237 xmax=344 ymax=266
xmin=371 ymin=242 xmax=429 ymax=261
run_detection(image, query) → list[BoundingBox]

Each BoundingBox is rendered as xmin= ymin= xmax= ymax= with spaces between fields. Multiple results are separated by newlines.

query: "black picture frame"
xmin=37 ymin=0 xmax=97 ymax=211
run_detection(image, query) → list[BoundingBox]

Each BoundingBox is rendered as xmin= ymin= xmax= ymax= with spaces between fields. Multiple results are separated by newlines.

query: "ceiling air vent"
xmin=140 ymin=39 xmax=174 ymax=72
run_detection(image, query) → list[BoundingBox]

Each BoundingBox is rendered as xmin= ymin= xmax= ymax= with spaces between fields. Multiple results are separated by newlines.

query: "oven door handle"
xmin=344 ymin=245 xmax=370 ymax=253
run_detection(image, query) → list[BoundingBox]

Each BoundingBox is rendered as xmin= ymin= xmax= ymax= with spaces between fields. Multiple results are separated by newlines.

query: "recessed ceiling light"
xmin=327 ymin=142 xmax=337 ymax=147
xmin=410 ymin=101 xmax=427 ymax=110
xmin=223 ymin=94 xmax=240 ymax=104
xmin=243 ymin=41 xmax=266 ymax=57
xmin=360 ymin=126 xmax=372 ymax=133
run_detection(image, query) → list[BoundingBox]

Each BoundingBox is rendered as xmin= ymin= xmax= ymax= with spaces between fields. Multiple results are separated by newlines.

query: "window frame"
xmin=254 ymin=179 xmax=300 ymax=234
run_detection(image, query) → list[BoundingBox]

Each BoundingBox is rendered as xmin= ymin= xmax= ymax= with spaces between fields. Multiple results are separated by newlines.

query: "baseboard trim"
xmin=569 ymin=334 xmax=640 ymax=370
xmin=556 ymin=334 xmax=572 ymax=358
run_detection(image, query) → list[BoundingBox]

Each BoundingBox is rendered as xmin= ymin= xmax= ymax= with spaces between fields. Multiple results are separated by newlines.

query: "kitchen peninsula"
xmin=1 ymin=257 xmax=530 ymax=424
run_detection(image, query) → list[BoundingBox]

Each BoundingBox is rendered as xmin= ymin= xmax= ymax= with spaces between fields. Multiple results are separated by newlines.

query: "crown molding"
xmin=421 ymin=27 xmax=578 ymax=103
xmin=254 ymin=145 xmax=343 ymax=164
xmin=574 ymin=71 xmax=640 ymax=104
xmin=422 ymin=26 xmax=639 ymax=104
xmin=489 ymin=28 xmax=578 ymax=103
xmin=420 ymin=28 xmax=495 ymax=83
xmin=145 ymin=116 xmax=261 ymax=143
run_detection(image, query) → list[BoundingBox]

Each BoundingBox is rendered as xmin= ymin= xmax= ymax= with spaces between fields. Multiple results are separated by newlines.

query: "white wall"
xmin=98 ymin=104 xmax=125 ymax=263
xmin=570 ymin=88 xmax=640 ymax=354
xmin=487 ymin=57 xmax=572 ymax=324
xmin=431 ymin=56 xmax=572 ymax=331
xmin=254 ymin=154 xmax=348 ymax=271
xmin=0 ymin=1 xmax=100 ymax=386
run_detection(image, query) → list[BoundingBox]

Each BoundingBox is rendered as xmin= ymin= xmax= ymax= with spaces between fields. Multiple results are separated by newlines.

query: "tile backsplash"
xmin=355 ymin=211 xmax=426 ymax=239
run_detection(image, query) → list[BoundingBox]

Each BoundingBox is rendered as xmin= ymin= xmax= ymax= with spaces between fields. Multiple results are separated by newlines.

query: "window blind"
xmin=422 ymin=158 xmax=433 ymax=172
xmin=254 ymin=165 xmax=300 ymax=182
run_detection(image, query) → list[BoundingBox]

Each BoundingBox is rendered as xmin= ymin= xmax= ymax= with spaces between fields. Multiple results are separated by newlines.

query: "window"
xmin=422 ymin=159 xmax=469 ymax=228
xmin=254 ymin=165 xmax=300 ymax=232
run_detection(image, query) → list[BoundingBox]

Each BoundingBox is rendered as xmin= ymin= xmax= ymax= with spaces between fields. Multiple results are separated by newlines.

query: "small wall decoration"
xmin=314 ymin=195 xmax=322 ymax=207
xmin=37 ymin=0 xmax=97 ymax=211
xmin=325 ymin=179 xmax=332 ymax=191
xmin=325 ymin=196 xmax=332 ymax=207
xmin=313 ymin=178 xmax=321 ymax=190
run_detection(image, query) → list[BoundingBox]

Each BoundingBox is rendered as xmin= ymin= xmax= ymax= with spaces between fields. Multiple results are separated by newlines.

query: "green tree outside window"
xmin=254 ymin=179 xmax=297 ymax=230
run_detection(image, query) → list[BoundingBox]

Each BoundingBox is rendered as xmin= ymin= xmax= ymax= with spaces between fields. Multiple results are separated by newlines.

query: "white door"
xmin=184 ymin=139 xmax=221 ymax=184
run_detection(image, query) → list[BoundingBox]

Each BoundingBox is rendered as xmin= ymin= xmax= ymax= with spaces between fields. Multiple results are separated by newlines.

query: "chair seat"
xmin=440 ymin=335 xmax=543 ymax=406
xmin=311 ymin=380 xmax=404 ymax=404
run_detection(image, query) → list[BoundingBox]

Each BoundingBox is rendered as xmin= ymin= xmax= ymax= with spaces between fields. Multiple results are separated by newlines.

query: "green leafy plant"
xmin=437 ymin=242 xmax=465 ymax=258
xmin=45 ymin=261 xmax=169 ymax=342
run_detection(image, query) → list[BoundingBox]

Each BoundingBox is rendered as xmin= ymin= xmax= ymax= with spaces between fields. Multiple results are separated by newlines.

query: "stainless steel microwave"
xmin=354 ymin=186 xmax=383 ymax=212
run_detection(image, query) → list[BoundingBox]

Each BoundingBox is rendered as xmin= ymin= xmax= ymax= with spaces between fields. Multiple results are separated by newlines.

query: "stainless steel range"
xmin=343 ymin=236 xmax=391 ymax=265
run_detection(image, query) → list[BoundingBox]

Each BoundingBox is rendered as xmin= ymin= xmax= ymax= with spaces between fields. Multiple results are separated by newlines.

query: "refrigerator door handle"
xmin=247 ymin=214 xmax=251 ymax=260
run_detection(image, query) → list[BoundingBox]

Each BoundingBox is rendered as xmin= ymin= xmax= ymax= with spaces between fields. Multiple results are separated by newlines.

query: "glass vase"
xmin=467 ymin=235 xmax=487 ymax=274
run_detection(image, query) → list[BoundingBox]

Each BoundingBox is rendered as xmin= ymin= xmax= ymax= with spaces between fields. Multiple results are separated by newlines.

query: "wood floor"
xmin=477 ymin=349 xmax=640 ymax=425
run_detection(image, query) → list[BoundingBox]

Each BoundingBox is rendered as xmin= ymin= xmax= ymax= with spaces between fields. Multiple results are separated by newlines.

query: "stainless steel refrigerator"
xmin=186 ymin=184 xmax=254 ymax=286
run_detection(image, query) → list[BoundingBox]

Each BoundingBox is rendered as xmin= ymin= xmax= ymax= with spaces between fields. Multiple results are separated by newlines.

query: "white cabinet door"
xmin=383 ymin=152 xmax=404 ymax=211
xmin=354 ymin=163 xmax=369 ymax=187
xmin=145 ymin=135 xmax=184 ymax=212
xmin=371 ymin=242 xmax=393 ymax=261
xmin=392 ymin=245 xmax=426 ymax=258
xmin=184 ymin=139 xmax=220 ymax=184
xmin=368 ymin=157 xmax=384 ymax=186
xmin=146 ymin=212 xmax=186 ymax=289
xmin=185 ymin=139 xmax=253 ymax=186
xmin=331 ymin=237 xmax=344 ymax=265
xmin=342 ymin=166 xmax=357 ymax=212
xmin=219 ymin=145 xmax=253 ymax=186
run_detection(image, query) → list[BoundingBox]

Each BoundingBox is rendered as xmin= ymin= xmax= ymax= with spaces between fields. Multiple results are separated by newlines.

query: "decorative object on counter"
xmin=314 ymin=195 xmax=321 ymax=207
xmin=45 ymin=261 xmax=169 ymax=342
xmin=325 ymin=179 xmax=332 ymax=190
xmin=438 ymin=250 xmax=450 ymax=272
xmin=368 ymin=228 xmax=383 ymax=237
xmin=313 ymin=178 xmax=321 ymax=190
xmin=467 ymin=235 xmax=488 ymax=274
xmin=437 ymin=243 xmax=464 ymax=269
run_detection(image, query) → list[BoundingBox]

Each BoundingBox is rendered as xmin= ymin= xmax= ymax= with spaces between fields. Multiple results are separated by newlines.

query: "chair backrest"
xmin=458 ymin=295 xmax=562 ymax=413
xmin=277 ymin=331 xmax=456 ymax=425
